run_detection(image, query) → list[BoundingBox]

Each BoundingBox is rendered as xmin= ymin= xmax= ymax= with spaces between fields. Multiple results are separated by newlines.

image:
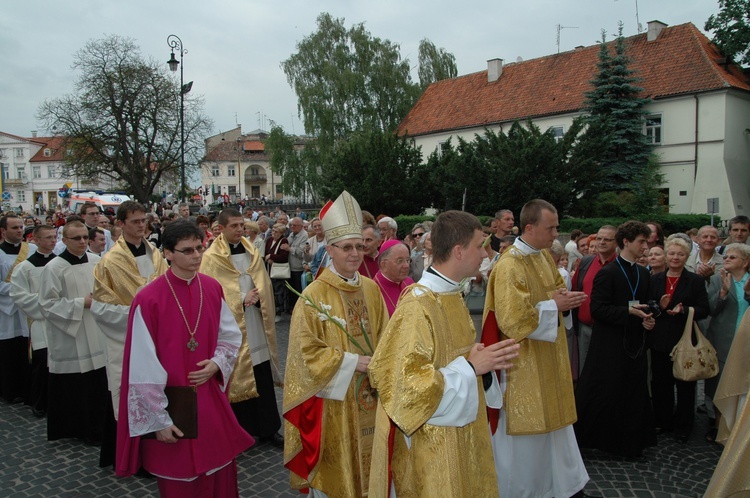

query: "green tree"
xmin=321 ymin=129 xmax=427 ymax=215
xmin=427 ymin=119 xmax=598 ymax=216
xmin=265 ymin=126 xmax=323 ymax=202
xmin=418 ymin=38 xmax=458 ymax=89
xmin=582 ymin=23 xmax=653 ymax=191
xmin=281 ymin=13 xmax=420 ymax=148
xmin=706 ymin=0 xmax=750 ymax=65
xmin=37 ymin=35 xmax=212 ymax=203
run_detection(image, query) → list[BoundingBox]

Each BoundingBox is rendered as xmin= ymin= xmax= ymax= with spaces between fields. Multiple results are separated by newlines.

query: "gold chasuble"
xmin=283 ymin=268 xmax=388 ymax=497
xmin=484 ymin=246 xmax=576 ymax=435
xmin=704 ymin=312 xmax=750 ymax=497
xmin=368 ymin=286 xmax=498 ymax=498
xmin=200 ymin=234 xmax=280 ymax=402
xmin=93 ymin=237 xmax=168 ymax=306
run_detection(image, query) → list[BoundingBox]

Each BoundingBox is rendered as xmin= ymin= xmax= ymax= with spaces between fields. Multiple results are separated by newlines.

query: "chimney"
xmin=487 ymin=58 xmax=503 ymax=83
xmin=647 ymin=20 xmax=667 ymax=42
xmin=31 ymin=130 xmax=37 ymax=138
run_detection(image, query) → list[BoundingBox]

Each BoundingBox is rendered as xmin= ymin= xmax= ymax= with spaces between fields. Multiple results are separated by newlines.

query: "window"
xmin=0 ymin=163 xmax=8 ymax=180
xmin=251 ymin=167 xmax=260 ymax=176
xmin=48 ymin=165 xmax=58 ymax=178
xmin=16 ymin=166 xmax=26 ymax=180
xmin=645 ymin=115 xmax=662 ymax=144
xmin=32 ymin=165 xmax=41 ymax=179
xmin=14 ymin=148 xmax=24 ymax=158
xmin=211 ymin=165 xmax=220 ymax=177
xmin=66 ymin=149 xmax=73 ymax=156
xmin=436 ymin=141 xmax=451 ymax=158
xmin=228 ymin=164 xmax=236 ymax=177
xmin=228 ymin=186 xmax=237 ymax=196
xmin=275 ymin=184 xmax=283 ymax=196
xmin=17 ymin=190 xmax=25 ymax=203
xmin=549 ymin=126 xmax=564 ymax=142
xmin=0 ymin=149 xmax=6 ymax=158
xmin=43 ymin=148 xmax=51 ymax=157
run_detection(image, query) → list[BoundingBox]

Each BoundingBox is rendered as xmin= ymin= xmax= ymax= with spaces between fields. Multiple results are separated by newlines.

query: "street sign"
xmin=707 ymin=198 xmax=719 ymax=214
xmin=2 ymin=191 xmax=11 ymax=202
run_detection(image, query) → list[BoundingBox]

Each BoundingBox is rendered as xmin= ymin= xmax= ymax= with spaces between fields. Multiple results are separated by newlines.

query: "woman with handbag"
xmin=649 ymin=235 xmax=710 ymax=442
xmin=264 ymin=223 xmax=290 ymax=322
xmin=704 ymin=243 xmax=750 ymax=442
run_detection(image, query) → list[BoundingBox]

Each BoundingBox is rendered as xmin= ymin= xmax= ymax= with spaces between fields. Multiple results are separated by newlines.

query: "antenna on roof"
xmin=556 ymin=24 xmax=579 ymax=54
xmin=614 ymin=0 xmax=643 ymax=33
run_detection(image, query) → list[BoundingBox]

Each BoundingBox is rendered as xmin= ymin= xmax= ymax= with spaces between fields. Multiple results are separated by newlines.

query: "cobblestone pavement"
xmin=1 ymin=313 xmax=724 ymax=497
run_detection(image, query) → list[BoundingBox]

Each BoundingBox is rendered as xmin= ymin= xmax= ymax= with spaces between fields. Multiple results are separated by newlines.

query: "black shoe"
xmin=675 ymin=433 xmax=689 ymax=443
xmin=696 ymin=403 xmax=707 ymax=414
xmin=31 ymin=407 xmax=46 ymax=418
xmin=705 ymin=428 xmax=718 ymax=443
xmin=259 ymin=432 xmax=284 ymax=448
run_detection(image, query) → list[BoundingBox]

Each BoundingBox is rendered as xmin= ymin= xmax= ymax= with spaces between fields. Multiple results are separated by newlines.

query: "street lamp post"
xmin=167 ymin=34 xmax=192 ymax=203
xmin=237 ymin=136 xmax=243 ymax=204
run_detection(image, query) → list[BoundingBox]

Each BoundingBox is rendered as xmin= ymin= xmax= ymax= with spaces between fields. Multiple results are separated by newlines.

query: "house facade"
xmin=0 ymin=132 xmax=107 ymax=213
xmin=199 ymin=127 xmax=285 ymax=204
xmin=397 ymin=21 xmax=750 ymax=221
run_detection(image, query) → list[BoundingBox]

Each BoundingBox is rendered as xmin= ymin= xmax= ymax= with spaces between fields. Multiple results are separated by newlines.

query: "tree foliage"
xmin=426 ymin=119 xmax=598 ymax=217
xmin=265 ymin=126 xmax=323 ymax=202
xmin=706 ymin=0 xmax=750 ymax=65
xmin=582 ymin=23 xmax=652 ymax=191
xmin=418 ymin=38 xmax=458 ymax=89
xmin=37 ymin=35 xmax=212 ymax=203
xmin=281 ymin=13 xmax=421 ymax=149
xmin=321 ymin=129 xmax=428 ymax=215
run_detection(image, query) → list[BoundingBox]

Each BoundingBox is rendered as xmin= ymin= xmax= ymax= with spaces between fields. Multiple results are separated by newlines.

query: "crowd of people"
xmin=0 ymin=194 xmax=748 ymax=497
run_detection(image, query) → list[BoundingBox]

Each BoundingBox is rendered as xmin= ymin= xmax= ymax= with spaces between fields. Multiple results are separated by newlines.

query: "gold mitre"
xmin=320 ymin=191 xmax=363 ymax=244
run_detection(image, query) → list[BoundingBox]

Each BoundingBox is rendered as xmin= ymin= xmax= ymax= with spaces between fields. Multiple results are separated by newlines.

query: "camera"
xmin=646 ymin=300 xmax=662 ymax=318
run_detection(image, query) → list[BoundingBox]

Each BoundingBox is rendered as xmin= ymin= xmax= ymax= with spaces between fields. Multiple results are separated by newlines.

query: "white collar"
xmin=419 ymin=267 xmax=460 ymax=293
xmin=513 ymin=237 xmax=541 ymax=255
xmin=330 ymin=264 xmax=359 ymax=285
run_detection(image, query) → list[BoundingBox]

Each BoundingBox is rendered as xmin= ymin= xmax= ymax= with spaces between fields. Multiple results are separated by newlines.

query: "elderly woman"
xmin=264 ymin=223 xmax=290 ymax=321
xmin=648 ymin=245 xmax=666 ymax=275
xmin=244 ymin=220 xmax=265 ymax=257
xmin=374 ymin=240 xmax=415 ymax=316
xmin=410 ymin=231 xmax=433 ymax=282
xmin=704 ymin=243 xmax=750 ymax=441
xmin=649 ymin=235 xmax=710 ymax=442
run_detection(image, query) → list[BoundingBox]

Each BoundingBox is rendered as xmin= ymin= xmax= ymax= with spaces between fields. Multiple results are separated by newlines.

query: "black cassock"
xmin=574 ymin=256 xmax=657 ymax=457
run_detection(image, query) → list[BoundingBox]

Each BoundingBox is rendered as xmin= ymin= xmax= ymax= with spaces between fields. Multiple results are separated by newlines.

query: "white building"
xmin=200 ymin=127 xmax=285 ymax=204
xmin=397 ymin=21 xmax=750 ymax=221
xmin=0 ymin=132 xmax=110 ymax=213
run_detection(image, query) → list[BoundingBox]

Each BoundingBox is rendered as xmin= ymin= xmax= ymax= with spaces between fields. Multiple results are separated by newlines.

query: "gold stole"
xmin=199 ymin=234 xmax=280 ymax=403
xmin=93 ymin=237 xmax=167 ymax=306
xmin=4 ymin=243 xmax=30 ymax=283
xmin=339 ymin=286 xmax=378 ymax=496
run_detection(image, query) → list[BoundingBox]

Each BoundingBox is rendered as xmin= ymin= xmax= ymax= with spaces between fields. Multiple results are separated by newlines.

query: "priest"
xmin=372 ymin=240 xmax=414 ymax=316
xmin=283 ymin=191 xmax=389 ymax=497
xmin=116 ymin=220 xmax=254 ymax=496
xmin=92 ymin=200 xmax=169 ymax=466
xmin=483 ymin=199 xmax=590 ymax=498
xmin=200 ymin=208 xmax=284 ymax=446
xmin=39 ymin=220 xmax=108 ymax=443
xmin=0 ymin=214 xmax=36 ymax=404
xmin=368 ymin=210 xmax=519 ymax=497
xmin=10 ymin=224 xmax=56 ymax=416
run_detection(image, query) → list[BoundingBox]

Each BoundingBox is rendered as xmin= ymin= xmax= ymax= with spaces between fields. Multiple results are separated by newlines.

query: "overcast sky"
xmin=1 ymin=0 xmax=720 ymax=140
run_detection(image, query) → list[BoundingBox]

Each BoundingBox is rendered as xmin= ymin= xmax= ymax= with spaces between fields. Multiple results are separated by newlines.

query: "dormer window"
xmin=44 ymin=148 xmax=52 ymax=157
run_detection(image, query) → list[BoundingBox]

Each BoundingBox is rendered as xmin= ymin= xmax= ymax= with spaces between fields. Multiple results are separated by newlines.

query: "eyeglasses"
xmin=723 ymin=254 xmax=746 ymax=260
xmin=65 ymin=235 xmax=89 ymax=241
xmin=330 ymin=243 xmax=365 ymax=253
xmin=172 ymin=245 xmax=206 ymax=255
xmin=412 ymin=232 xmax=425 ymax=238
xmin=385 ymin=258 xmax=410 ymax=265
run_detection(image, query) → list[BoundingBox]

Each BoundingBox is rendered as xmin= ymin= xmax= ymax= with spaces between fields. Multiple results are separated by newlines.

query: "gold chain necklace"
xmin=165 ymin=271 xmax=204 ymax=351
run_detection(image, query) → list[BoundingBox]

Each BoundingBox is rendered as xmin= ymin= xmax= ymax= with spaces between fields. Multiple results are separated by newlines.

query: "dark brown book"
xmin=142 ymin=385 xmax=198 ymax=439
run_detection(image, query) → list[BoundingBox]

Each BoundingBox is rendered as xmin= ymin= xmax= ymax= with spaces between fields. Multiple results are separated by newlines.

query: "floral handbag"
xmin=670 ymin=306 xmax=719 ymax=382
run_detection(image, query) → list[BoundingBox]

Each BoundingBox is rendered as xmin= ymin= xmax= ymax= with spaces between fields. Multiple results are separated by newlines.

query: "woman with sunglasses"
xmin=264 ymin=223 xmax=289 ymax=322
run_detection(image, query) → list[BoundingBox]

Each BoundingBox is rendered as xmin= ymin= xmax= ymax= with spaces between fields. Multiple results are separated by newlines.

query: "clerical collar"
xmin=168 ymin=269 xmax=197 ymax=285
xmin=377 ymin=272 xmax=401 ymax=285
xmin=0 ymin=240 xmax=22 ymax=254
xmin=426 ymin=266 xmax=460 ymax=287
xmin=126 ymin=240 xmax=146 ymax=257
xmin=60 ymin=249 xmax=88 ymax=265
xmin=28 ymin=251 xmax=55 ymax=267
xmin=330 ymin=264 xmax=359 ymax=285
xmin=618 ymin=254 xmax=637 ymax=266
xmin=514 ymin=237 xmax=540 ymax=255
xmin=229 ymin=241 xmax=246 ymax=255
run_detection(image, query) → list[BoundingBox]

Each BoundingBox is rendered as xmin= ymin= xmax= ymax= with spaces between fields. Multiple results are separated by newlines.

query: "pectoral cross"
xmin=187 ymin=337 xmax=199 ymax=351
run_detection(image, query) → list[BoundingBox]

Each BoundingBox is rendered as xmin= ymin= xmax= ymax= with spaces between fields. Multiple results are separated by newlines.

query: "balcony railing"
xmin=245 ymin=174 xmax=267 ymax=182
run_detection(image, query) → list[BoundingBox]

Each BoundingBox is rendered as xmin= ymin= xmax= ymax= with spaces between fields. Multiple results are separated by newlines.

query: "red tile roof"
xmin=243 ymin=140 xmax=265 ymax=152
xmin=397 ymin=23 xmax=750 ymax=137
xmin=203 ymin=140 xmax=268 ymax=161
xmin=29 ymin=136 xmax=67 ymax=162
